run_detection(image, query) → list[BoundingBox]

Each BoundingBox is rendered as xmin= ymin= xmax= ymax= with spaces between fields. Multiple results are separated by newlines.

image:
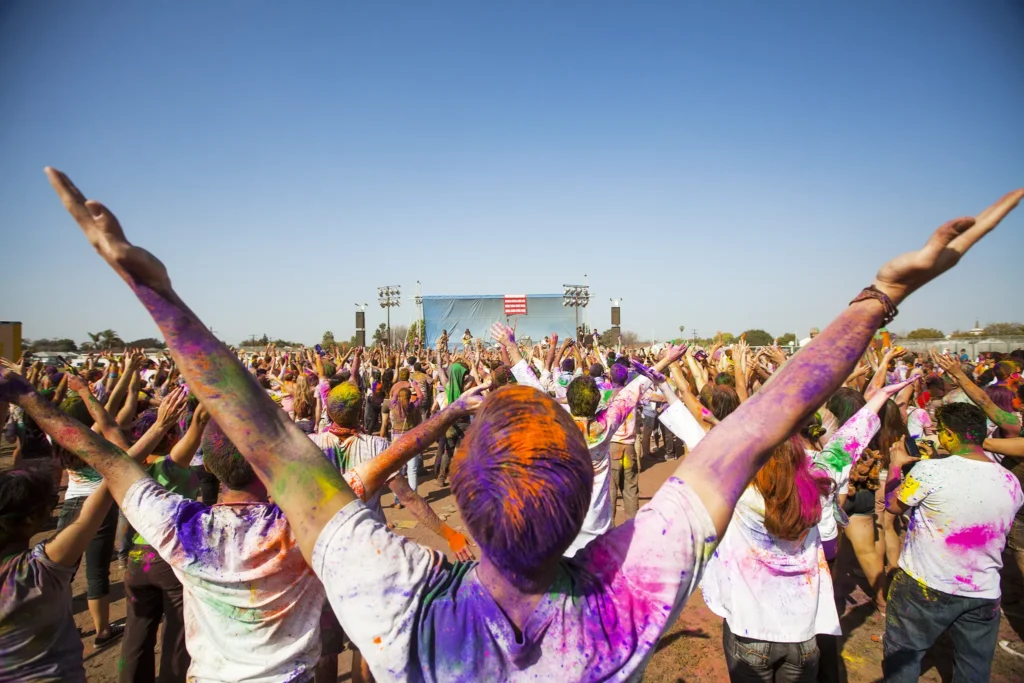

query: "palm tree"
xmin=87 ymin=329 xmax=123 ymax=350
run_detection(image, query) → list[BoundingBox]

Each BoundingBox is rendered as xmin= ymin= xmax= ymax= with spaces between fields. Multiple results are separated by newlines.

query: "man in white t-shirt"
xmin=884 ymin=402 xmax=1024 ymax=683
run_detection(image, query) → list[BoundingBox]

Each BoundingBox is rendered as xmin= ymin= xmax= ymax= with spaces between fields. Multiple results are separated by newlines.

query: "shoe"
xmin=1000 ymin=639 xmax=1024 ymax=659
xmin=94 ymin=622 xmax=125 ymax=648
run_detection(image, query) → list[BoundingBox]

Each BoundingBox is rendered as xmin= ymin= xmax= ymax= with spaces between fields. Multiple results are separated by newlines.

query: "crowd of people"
xmin=0 ymin=170 xmax=1023 ymax=683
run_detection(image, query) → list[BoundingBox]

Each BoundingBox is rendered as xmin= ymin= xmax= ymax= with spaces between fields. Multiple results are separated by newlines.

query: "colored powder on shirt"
xmin=945 ymin=524 xmax=999 ymax=550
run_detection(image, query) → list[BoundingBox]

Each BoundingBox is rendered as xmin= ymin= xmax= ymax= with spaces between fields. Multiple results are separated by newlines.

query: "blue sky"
xmin=2 ymin=1 xmax=1022 ymax=346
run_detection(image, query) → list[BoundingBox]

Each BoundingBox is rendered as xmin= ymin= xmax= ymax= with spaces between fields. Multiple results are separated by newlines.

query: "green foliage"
xmin=982 ymin=322 xmax=1024 ymax=336
xmin=125 ymin=338 xmax=167 ymax=349
xmin=905 ymin=328 xmax=945 ymax=340
xmin=86 ymin=329 xmax=124 ymax=350
xmin=372 ymin=322 xmax=389 ymax=346
xmin=776 ymin=332 xmax=797 ymax=346
xmin=741 ymin=329 xmax=773 ymax=346
xmin=26 ymin=338 xmax=79 ymax=352
xmin=322 ymin=331 xmax=336 ymax=348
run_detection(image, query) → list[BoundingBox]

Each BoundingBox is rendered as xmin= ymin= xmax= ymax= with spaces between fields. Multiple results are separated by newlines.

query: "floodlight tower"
xmin=562 ymin=284 xmax=591 ymax=342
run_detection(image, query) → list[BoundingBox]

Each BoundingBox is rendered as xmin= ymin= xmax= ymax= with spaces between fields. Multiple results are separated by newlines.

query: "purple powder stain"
xmin=945 ymin=524 xmax=998 ymax=550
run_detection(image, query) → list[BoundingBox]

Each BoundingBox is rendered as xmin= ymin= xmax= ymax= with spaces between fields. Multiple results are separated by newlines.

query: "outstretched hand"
xmin=873 ymin=189 xmax=1024 ymax=306
xmin=452 ymin=382 xmax=490 ymax=415
xmin=490 ymin=322 xmax=515 ymax=347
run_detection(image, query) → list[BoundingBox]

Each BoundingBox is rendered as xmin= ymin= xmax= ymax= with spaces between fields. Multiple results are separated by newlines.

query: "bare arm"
xmin=389 ymin=476 xmax=475 ymax=561
xmin=47 ymin=167 xmax=357 ymax=562
xmin=983 ymin=437 xmax=1024 ymax=457
xmin=116 ymin=365 xmax=141 ymax=429
xmin=673 ymin=191 xmax=1023 ymax=537
xmin=169 ymin=402 xmax=209 ymax=468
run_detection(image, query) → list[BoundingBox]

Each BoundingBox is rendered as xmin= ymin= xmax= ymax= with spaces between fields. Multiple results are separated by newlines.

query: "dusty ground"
xmin=5 ymin=437 xmax=1024 ymax=682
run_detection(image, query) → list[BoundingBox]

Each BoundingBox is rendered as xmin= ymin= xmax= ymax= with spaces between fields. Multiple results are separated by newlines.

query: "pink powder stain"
xmin=945 ymin=524 xmax=998 ymax=550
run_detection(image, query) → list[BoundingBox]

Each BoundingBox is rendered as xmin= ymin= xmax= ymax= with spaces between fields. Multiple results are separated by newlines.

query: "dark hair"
xmin=609 ymin=364 xmax=628 ymax=387
xmin=0 ymin=469 xmax=55 ymax=546
xmin=201 ymin=420 xmax=255 ymax=490
xmin=560 ymin=358 xmax=575 ymax=373
xmin=977 ymin=369 xmax=995 ymax=386
xmin=588 ymin=364 xmax=604 ymax=379
xmin=451 ymin=386 xmax=592 ymax=590
xmin=413 ymin=362 xmax=423 ymax=373
xmin=566 ymin=376 xmax=601 ymax=420
xmin=492 ymin=365 xmax=514 ymax=387
xmin=994 ymin=361 xmax=1015 ymax=383
xmin=826 ymin=387 xmax=866 ymax=428
xmin=407 ymin=356 xmax=417 ymax=367
xmin=936 ymin=403 xmax=987 ymax=446
xmin=871 ymin=399 xmax=908 ymax=466
xmin=709 ymin=386 xmax=740 ymax=421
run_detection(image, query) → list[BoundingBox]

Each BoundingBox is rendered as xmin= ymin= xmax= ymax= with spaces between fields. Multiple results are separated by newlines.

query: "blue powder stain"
xmin=174 ymin=500 xmax=218 ymax=565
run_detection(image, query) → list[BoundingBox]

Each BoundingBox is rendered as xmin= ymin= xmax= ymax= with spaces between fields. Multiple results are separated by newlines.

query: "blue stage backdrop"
xmin=422 ymin=294 xmax=575 ymax=347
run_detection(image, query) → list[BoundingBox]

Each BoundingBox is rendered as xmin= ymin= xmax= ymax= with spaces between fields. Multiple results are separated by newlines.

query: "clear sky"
xmin=2 ymin=1 xmax=1022 ymax=346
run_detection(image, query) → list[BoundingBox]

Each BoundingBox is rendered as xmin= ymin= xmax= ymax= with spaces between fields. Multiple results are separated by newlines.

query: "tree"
xmin=741 ymin=329 xmax=773 ymax=347
xmin=407 ymin=320 xmax=425 ymax=345
xmin=718 ymin=332 xmax=736 ymax=345
xmin=982 ymin=322 xmax=1024 ymax=336
xmin=905 ymin=328 xmax=946 ymax=340
xmin=776 ymin=332 xmax=797 ymax=346
xmin=258 ymin=334 xmax=270 ymax=345
xmin=26 ymin=338 xmax=79 ymax=352
xmin=598 ymin=329 xmax=618 ymax=347
xmin=87 ymin=329 xmax=124 ymax=350
xmin=372 ymin=323 xmax=388 ymax=346
xmin=620 ymin=330 xmax=640 ymax=347
xmin=126 ymin=338 xmax=167 ymax=349
xmin=322 ymin=331 xmax=336 ymax=348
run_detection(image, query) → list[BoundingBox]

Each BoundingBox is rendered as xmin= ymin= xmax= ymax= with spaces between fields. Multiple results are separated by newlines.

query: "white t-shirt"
xmin=121 ymin=478 xmax=325 ymax=683
xmin=310 ymin=432 xmax=390 ymax=520
xmin=897 ymin=456 xmax=1023 ymax=599
xmin=700 ymin=410 xmax=876 ymax=642
xmin=812 ymin=407 xmax=879 ymax=544
xmin=312 ymin=477 xmax=716 ymax=682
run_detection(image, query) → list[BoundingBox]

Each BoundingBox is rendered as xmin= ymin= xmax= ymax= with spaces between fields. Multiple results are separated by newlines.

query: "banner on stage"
xmin=503 ymin=295 xmax=528 ymax=316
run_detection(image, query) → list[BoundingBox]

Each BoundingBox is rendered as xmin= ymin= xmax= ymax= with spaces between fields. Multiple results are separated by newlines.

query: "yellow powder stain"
xmin=899 ymin=474 xmax=921 ymax=500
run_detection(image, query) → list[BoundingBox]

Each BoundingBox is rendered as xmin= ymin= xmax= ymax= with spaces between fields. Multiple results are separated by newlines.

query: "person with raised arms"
xmin=42 ymin=167 xmax=1020 ymax=681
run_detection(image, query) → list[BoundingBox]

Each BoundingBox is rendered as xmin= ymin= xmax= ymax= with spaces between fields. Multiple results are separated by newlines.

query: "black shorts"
xmin=320 ymin=601 xmax=347 ymax=656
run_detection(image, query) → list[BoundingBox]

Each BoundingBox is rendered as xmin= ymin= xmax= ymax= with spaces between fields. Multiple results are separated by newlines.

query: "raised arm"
xmin=673 ymin=190 xmax=1023 ymax=536
xmin=3 ymin=371 xmax=148 ymax=505
xmin=932 ymin=350 xmax=1021 ymax=437
xmin=47 ymin=167 xmax=356 ymax=562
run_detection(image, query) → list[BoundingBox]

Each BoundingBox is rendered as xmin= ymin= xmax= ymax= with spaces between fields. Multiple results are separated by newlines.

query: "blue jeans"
xmin=722 ymin=620 xmax=818 ymax=682
xmin=883 ymin=569 xmax=1000 ymax=683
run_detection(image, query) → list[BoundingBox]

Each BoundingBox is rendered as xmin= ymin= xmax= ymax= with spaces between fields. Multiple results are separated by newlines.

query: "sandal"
xmin=94 ymin=622 xmax=125 ymax=648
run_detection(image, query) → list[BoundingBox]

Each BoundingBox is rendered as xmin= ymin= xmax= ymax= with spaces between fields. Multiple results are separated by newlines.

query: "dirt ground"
xmin=6 ymin=437 xmax=1024 ymax=682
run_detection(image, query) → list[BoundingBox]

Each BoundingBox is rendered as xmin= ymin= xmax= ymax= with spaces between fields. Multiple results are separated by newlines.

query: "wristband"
xmin=849 ymin=285 xmax=898 ymax=326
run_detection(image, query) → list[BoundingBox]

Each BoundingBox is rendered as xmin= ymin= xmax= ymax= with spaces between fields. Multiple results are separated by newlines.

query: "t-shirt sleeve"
xmin=897 ymin=460 xmax=940 ymax=507
xmin=121 ymin=477 xmax=197 ymax=567
xmin=575 ymin=477 xmax=717 ymax=631
xmin=33 ymin=542 xmax=77 ymax=589
xmin=658 ymin=402 xmax=706 ymax=451
xmin=510 ymin=359 xmax=544 ymax=391
xmin=313 ymin=499 xmax=440 ymax=680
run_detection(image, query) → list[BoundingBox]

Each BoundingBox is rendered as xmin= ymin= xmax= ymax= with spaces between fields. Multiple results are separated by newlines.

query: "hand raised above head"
xmin=873 ymin=189 xmax=1024 ymax=306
